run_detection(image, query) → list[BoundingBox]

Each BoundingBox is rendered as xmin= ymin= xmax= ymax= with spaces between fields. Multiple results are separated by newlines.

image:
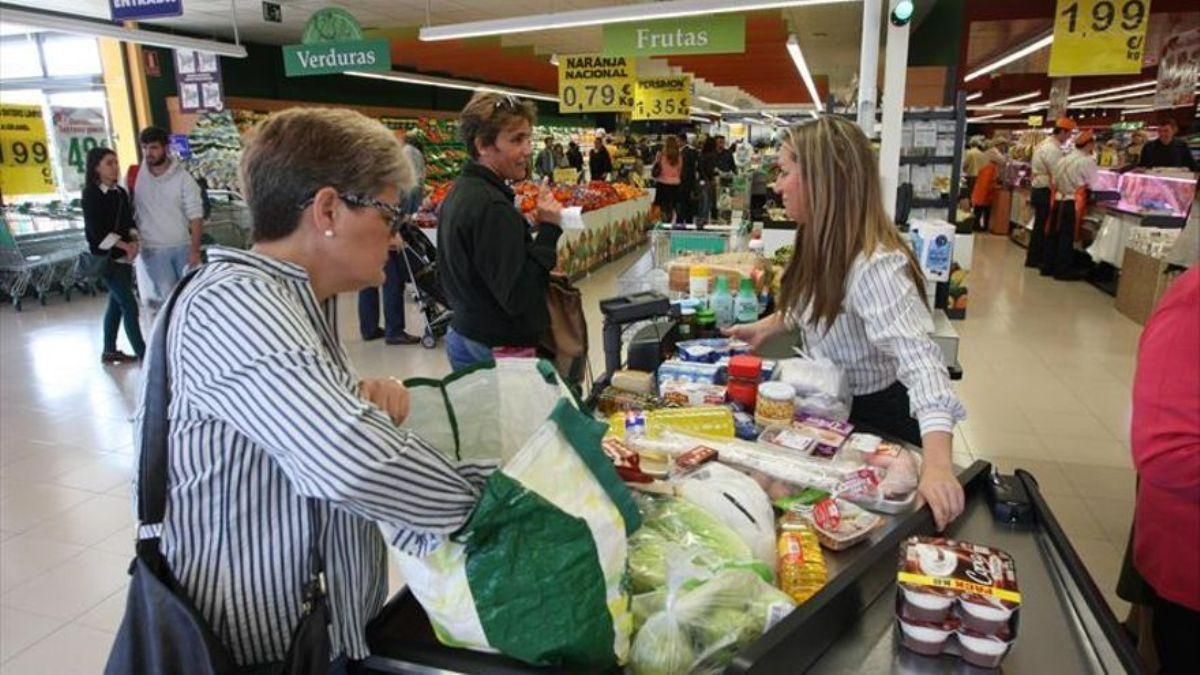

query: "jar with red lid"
xmin=726 ymin=354 xmax=763 ymax=411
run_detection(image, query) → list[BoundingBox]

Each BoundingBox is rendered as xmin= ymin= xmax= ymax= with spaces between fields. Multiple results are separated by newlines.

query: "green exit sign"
xmin=603 ymin=15 xmax=745 ymax=57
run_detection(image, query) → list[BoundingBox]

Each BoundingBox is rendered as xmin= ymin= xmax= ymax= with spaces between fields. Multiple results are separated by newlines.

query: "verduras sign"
xmin=282 ymin=8 xmax=390 ymax=77
xmin=603 ymin=15 xmax=745 ymax=57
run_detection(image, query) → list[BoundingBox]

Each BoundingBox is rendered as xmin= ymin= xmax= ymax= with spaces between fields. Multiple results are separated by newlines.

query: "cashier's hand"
xmin=359 ymin=378 xmax=411 ymax=425
xmin=722 ymin=313 xmax=786 ymax=352
xmin=536 ymin=188 xmax=563 ymax=227
xmin=918 ymin=462 xmax=965 ymax=531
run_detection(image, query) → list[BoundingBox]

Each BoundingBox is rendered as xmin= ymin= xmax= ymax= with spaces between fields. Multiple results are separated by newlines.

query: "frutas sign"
xmin=603 ymin=15 xmax=745 ymax=57
xmin=282 ymin=8 xmax=390 ymax=77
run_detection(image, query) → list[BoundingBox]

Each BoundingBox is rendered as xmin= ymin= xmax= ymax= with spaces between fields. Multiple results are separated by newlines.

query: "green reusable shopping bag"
xmin=396 ymin=358 xmax=640 ymax=667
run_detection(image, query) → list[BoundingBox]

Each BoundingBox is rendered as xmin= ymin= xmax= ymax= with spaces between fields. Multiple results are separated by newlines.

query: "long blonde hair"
xmin=777 ymin=116 xmax=926 ymax=329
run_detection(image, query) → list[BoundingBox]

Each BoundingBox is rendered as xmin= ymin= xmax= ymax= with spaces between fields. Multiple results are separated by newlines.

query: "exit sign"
xmin=263 ymin=1 xmax=282 ymax=23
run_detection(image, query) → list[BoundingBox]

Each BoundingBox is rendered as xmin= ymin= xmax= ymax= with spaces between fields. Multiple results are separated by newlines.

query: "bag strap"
xmin=137 ymin=260 xmax=327 ymax=591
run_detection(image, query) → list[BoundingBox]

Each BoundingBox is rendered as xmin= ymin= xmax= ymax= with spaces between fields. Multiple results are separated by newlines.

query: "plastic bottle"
xmin=777 ymin=526 xmax=828 ymax=604
xmin=735 ymin=277 xmax=760 ymax=324
xmin=689 ymin=264 xmax=710 ymax=301
xmin=710 ymin=275 xmax=734 ymax=328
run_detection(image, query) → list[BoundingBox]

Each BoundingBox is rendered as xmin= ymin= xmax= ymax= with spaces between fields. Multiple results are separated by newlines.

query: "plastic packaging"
xmin=776 ymin=526 xmax=827 ymax=604
xmin=674 ymin=463 xmax=777 ymax=566
xmin=710 ymin=275 xmax=734 ymax=328
xmin=778 ymin=357 xmax=851 ymax=421
xmin=608 ymin=407 xmax=736 ymax=440
xmin=755 ymin=382 xmax=796 ymax=428
xmin=734 ymin=277 xmax=759 ymax=324
xmin=658 ymin=359 xmax=724 ymax=384
xmin=612 ymin=369 xmax=656 ymax=395
xmin=689 ymin=264 xmax=710 ymax=301
xmin=790 ymin=497 xmax=883 ymax=551
xmin=725 ymin=355 xmax=763 ymax=411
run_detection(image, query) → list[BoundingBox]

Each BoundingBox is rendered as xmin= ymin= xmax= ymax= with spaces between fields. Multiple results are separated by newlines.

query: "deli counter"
xmin=1089 ymin=169 xmax=1196 ymax=269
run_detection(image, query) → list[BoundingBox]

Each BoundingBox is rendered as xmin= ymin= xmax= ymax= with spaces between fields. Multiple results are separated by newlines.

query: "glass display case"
xmin=1096 ymin=169 xmax=1197 ymax=218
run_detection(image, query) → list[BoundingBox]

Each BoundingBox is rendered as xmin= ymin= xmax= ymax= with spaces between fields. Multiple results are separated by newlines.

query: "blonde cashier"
xmin=726 ymin=117 xmax=967 ymax=530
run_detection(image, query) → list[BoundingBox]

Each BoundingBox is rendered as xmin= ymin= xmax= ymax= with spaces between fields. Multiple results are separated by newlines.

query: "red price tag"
xmin=814 ymin=498 xmax=841 ymax=531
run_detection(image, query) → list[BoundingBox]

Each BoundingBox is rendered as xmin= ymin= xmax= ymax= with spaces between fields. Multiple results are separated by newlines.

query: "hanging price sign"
xmin=1048 ymin=0 xmax=1152 ymax=76
xmin=557 ymin=54 xmax=636 ymax=114
xmin=632 ymin=75 xmax=692 ymax=121
xmin=0 ymin=104 xmax=57 ymax=195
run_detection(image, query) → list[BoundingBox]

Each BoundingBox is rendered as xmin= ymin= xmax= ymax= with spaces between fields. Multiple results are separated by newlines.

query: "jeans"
xmin=445 ymin=328 xmax=494 ymax=372
xmin=139 ymin=245 xmax=190 ymax=308
xmin=357 ymin=251 xmax=407 ymax=338
xmin=102 ymin=263 xmax=145 ymax=357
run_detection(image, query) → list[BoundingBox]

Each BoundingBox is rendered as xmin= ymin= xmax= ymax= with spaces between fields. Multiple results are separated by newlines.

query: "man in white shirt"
xmin=132 ymin=126 xmax=204 ymax=308
xmin=961 ymin=136 xmax=986 ymax=196
xmin=1045 ymin=130 xmax=1100 ymax=280
xmin=1025 ymin=117 xmax=1076 ymax=270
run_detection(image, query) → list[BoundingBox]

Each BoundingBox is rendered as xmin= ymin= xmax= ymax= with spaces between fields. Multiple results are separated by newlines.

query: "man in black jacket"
xmin=438 ymin=92 xmax=563 ymax=371
xmin=1138 ymin=119 xmax=1197 ymax=171
xmin=676 ymin=132 xmax=700 ymax=224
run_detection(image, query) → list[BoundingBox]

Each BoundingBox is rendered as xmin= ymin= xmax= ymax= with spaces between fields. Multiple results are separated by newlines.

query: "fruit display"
xmin=185 ymin=110 xmax=242 ymax=191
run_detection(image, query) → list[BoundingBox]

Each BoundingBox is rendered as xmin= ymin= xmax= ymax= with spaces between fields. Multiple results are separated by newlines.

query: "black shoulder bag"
xmin=105 ymin=265 xmax=332 ymax=675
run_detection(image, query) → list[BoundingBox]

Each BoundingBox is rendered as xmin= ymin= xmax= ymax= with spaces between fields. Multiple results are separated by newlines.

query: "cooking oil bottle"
xmin=777 ymin=524 xmax=827 ymax=604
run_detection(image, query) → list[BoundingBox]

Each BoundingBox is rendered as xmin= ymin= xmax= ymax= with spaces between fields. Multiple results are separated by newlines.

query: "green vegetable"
xmin=628 ymin=495 xmax=755 ymax=594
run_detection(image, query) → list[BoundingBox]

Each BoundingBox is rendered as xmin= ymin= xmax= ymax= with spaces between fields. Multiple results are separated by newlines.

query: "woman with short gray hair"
xmin=127 ymin=107 xmax=492 ymax=670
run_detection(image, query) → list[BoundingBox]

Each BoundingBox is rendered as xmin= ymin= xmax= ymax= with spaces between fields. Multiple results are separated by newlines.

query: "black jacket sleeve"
xmin=81 ymin=186 xmax=114 ymax=256
xmin=471 ymin=198 xmax=563 ymax=318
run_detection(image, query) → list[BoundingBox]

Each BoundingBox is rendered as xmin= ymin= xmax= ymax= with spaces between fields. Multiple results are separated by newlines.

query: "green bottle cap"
xmin=714 ymin=275 xmax=729 ymax=293
xmin=739 ymin=277 xmax=754 ymax=294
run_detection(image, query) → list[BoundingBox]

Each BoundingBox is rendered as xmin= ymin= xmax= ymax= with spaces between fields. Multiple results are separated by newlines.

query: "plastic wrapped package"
xmin=673 ymin=463 xmax=777 ymax=567
xmin=628 ymin=494 xmax=770 ymax=594
xmin=629 ymin=563 xmax=796 ymax=675
xmin=776 ymin=357 xmax=851 ymax=421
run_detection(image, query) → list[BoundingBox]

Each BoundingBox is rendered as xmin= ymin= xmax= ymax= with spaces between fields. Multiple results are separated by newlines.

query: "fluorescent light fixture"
xmin=1021 ymin=100 xmax=1050 ymax=113
xmin=549 ymin=54 xmax=559 ymax=66
xmin=697 ymin=95 xmax=738 ymax=111
xmin=786 ymin=35 xmax=824 ymax=112
xmin=967 ymin=113 xmax=1004 ymax=122
xmin=1070 ymin=87 xmax=1157 ymax=107
xmin=0 ymin=6 xmax=247 ymax=58
xmin=809 ymin=110 xmax=820 ymax=119
xmin=1067 ymin=80 xmax=1155 ymax=101
xmin=1071 ymin=102 xmax=1156 ymax=110
xmin=963 ymin=31 xmax=1053 ymax=82
xmin=690 ymin=115 xmax=713 ymax=123
xmin=985 ymin=90 xmax=1041 ymax=107
xmin=346 ymin=70 xmax=558 ymax=102
xmin=965 ymin=92 xmax=983 ymax=101
xmin=419 ymin=0 xmax=860 ymax=41
xmin=969 ymin=105 xmax=1031 ymax=112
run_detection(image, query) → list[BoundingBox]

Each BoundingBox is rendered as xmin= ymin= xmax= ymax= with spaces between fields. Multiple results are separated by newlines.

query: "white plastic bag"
xmin=673 ymin=463 xmax=776 ymax=568
xmin=777 ymin=356 xmax=851 ymax=421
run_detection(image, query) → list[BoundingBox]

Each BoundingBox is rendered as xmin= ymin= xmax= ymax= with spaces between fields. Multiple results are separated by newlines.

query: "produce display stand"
xmin=362 ymin=460 xmax=1135 ymax=674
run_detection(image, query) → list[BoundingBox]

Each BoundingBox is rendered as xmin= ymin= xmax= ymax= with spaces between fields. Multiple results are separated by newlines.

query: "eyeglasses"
xmin=298 ymin=191 xmax=405 ymax=233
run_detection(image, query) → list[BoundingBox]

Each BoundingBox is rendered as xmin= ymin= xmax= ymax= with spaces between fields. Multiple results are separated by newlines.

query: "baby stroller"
xmin=398 ymin=221 xmax=453 ymax=349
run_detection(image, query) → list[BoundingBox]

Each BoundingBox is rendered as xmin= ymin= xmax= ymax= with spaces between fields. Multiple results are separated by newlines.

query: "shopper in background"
xmin=652 ymin=135 xmax=683 ymax=223
xmin=566 ymin=140 xmax=584 ymax=176
xmin=133 ymin=126 xmax=205 ymax=308
xmin=397 ymin=128 xmax=426 ymax=214
xmin=725 ymin=116 xmax=967 ymax=531
xmin=1125 ymin=130 xmax=1148 ymax=168
xmin=588 ymin=136 xmax=613 ymax=181
xmin=1044 ymin=130 xmax=1100 ymax=280
xmin=677 ymin=131 xmax=700 ymax=224
xmin=1025 ymin=117 xmax=1076 ymax=269
xmin=1138 ymin=119 xmax=1198 ymax=171
xmin=970 ymin=141 xmax=1005 ymax=233
xmin=961 ymin=136 xmax=986 ymax=197
xmin=716 ymin=135 xmax=737 ymax=174
xmin=698 ymin=136 xmax=720 ymax=223
xmin=130 ymin=107 xmax=492 ymax=669
xmin=1129 ymin=265 xmax=1200 ymax=674
xmin=81 ymin=147 xmax=145 ymax=364
xmin=438 ymin=93 xmax=563 ymax=372
xmin=535 ymin=136 xmax=557 ymax=180
xmin=553 ymin=142 xmax=569 ymax=169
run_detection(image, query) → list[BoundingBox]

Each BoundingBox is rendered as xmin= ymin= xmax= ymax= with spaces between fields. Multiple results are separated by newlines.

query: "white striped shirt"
xmin=785 ymin=248 xmax=966 ymax=436
xmin=133 ymin=247 xmax=494 ymax=665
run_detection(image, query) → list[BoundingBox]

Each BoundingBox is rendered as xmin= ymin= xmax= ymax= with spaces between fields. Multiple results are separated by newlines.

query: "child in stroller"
xmin=397 ymin=221 xmax=453 ymax=348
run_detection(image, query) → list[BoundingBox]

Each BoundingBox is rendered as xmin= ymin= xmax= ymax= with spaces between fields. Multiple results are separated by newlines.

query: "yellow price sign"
xmin=1048 ymin=0 xmax=1151 ymax=76
xmin=1028 ymin=115 xmax=1045 ymax=127
xmin=632 ymin=76 xmax=692 ymax=121
xmin=553 ymin=167 xmax=579 ymax=184
xmin=0 ymin=104 xmax=57 ymax=196
xmin=557 ymin=54 xmax=636 ymax=114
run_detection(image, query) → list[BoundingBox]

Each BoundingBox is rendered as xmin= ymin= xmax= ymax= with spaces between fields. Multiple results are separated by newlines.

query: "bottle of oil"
xmin=777 ymin=525 xmax=827 ymax=605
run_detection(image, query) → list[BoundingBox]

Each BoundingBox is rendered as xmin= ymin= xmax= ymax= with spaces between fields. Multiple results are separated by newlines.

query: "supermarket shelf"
xmin=900 ymin=156 xmax=956 ymax=166
xmin=902 ymin=109 xmax=958 ymax=121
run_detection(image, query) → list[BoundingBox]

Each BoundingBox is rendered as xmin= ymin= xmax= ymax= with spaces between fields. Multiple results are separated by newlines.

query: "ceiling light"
xmin=0 ymin=6 xmax=247 ymax=57
xmin=549 ymin=54 xmax=559 ymax=66
xmin=690 ymin=115 xmax=713 ymax=123
xmin=984 ymin=91 xmax=1041 ymax=107
xmin=1070 ymin=87 xmax=1157 ymax=107
xmin=419 ymin=0 xmax=860 ymax=41
xmin=965 ymin=92 xmax=983 ymax=101
xmin=697 ymin=95 xmax=738 ymax=111
xmin=967 ymin=113 xmax=1004 ymax=122
xmin=786 ymin=35 xmax=824 ymax=112
xmin=890 ymin=0 xmax=915 ymax=27
xmin=346 ymin=70 xmax=558 ymax=102
xmin=968 ymin=105 xmax=1029 ymax=112
xmin=1021 ymin=100 xmax=1050 ymax=113
xmin=968 ymin=118 xmax=1033 ymax=125
xmin=1067 ymin=80 xmax=1155 ymax=101
xmin=963 ymin=32 xmax=1053 ymax=82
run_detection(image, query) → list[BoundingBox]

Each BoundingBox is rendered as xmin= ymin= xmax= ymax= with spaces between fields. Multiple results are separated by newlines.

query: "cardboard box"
xmin=1115 ymin=248 xmax=1179 ymax=325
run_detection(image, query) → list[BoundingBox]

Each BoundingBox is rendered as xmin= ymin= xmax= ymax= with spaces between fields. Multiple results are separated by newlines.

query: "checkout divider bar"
xmin=728 ymin=460 xmax=993 ymax=674
xmin=1015 ymin=471 xmax=1144 ymax=674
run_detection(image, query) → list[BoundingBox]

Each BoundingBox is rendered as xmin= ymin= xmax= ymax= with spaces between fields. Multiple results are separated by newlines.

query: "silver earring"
xmin=324 ymin=229 xmax=334 ymax=238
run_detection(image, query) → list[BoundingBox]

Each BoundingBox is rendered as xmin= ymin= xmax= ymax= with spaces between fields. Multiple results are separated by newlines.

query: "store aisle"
xmin=0 ymin=234 xmax=1140 ymax=670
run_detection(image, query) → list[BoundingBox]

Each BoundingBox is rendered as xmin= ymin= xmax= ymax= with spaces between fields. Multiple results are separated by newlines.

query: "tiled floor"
xmin=0 ymin=234 xmax=1141 ymax=670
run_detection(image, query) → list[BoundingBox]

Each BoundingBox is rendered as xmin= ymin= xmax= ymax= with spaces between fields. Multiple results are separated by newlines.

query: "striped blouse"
xmin=785 ymin=248 xmax=966 ymax=437
xmin=133 ymin=247 xmax=494 ymax=665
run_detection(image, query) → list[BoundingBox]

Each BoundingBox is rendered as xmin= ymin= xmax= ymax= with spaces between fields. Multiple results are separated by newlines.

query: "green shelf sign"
xmin=603 ymin=14 xmax=745 ymax=57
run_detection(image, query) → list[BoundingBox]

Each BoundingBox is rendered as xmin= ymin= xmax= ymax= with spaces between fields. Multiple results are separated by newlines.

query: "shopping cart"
xmin=0 ymin=210 xmax=89 ymax=310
